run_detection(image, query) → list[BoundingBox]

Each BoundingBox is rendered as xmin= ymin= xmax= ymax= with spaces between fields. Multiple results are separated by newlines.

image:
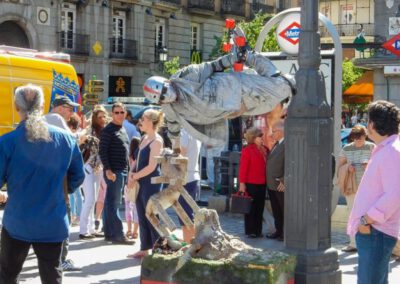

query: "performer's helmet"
xmin=143 ymin=76 xmax=168 ymax=104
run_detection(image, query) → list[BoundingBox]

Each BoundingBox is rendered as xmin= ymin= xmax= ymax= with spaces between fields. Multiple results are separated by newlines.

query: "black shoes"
xmin=79 ymin=232 xmax=104 ymax=240
xmin=247 ymin=234 xmax=263 ymax=238
xmin=266 ymin=232 xmax=284 ymax=241
xmin=79 ymin=234 xmax=95 ymax=240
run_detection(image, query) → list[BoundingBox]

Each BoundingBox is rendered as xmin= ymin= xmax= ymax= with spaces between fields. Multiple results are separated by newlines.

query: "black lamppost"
xmin=159 ymin=46 xmax=168 ymax=73
xmin=285 ymin=0 xmax=341 ymax=283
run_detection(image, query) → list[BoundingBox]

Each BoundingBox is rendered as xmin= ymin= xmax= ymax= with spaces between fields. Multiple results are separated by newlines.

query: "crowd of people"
xmin=0 ymin=84 xmax=203 ymax=282
xmin=237 ymin=100 xmax=400 ymax=284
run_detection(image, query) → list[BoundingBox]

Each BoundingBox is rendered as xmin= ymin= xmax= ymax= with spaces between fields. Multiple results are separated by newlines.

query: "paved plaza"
xmin=0 ymin=190 xmax=398 ymax=283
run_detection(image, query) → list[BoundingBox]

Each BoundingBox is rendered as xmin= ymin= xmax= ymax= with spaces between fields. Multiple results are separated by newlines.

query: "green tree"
xmin=342 ymin=59 xmax=364 ymax=92
xmin=163 ymin=56 xmax=180 ymax=76
xmin=209 ymin=12 xmax=279 ymax=59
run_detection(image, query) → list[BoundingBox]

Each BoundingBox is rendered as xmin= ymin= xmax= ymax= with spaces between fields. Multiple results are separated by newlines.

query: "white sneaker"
xmin=61 ymin=259 xmax=82 ymax=271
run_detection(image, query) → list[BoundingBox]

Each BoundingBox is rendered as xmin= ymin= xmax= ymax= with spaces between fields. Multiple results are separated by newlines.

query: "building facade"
xmin=0 ymin=0 xmax=278 ymax=101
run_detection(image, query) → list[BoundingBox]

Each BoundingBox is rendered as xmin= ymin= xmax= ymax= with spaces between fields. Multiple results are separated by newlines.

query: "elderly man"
xmin=348 ymin=100 xmax=400 ymax=284
xmin=0 ymin=84 xmax=85 ymax=284
xmin=45 ymin=96 xmax=80 ymax=130
xmin=143 ymin=29 xmax=294 ymax=150
xmin=265 ymin=120 xmax=285 ymax=242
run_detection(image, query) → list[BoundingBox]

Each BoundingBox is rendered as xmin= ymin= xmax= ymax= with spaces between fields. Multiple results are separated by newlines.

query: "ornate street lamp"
xmin=159 ymin=46 xmax=168 ymax=62
xmin=159 ymin=46 xmax=168 ymax=73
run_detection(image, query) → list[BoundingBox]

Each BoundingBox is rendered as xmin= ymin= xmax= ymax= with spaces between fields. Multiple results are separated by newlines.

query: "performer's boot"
xmin=210 ymin=54 xmax=236 ymax=72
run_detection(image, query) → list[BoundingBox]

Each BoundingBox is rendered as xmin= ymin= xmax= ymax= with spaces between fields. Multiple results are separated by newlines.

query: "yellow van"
xmin=0 ymin=46 xmax=80 ymax=136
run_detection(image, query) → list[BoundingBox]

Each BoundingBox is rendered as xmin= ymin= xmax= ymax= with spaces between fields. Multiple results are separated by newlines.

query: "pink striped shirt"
xmin=347 ymin=135 xmax=400 ymax=239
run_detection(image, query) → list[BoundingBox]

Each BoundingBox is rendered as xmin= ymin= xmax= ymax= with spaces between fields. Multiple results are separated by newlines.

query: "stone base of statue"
xmin=140 ymin=250 xmax=296 ymax=284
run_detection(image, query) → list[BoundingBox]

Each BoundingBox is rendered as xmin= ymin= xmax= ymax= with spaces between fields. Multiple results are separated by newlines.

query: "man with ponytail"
xmin=0 ymin=84 xmax=85 ymax=283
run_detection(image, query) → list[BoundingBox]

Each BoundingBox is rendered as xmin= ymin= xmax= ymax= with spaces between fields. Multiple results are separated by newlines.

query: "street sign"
xmin=276 ymin=12 xmax=301 ymax=55
xmin=382 ymin=34 xmax=400 ymax=57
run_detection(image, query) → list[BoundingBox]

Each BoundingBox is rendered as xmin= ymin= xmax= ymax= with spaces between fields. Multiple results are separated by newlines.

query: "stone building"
xmin=0 ymin=0 xmax=277 ymax=100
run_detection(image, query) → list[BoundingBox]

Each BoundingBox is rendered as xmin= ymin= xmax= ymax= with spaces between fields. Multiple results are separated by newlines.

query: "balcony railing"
xmin=57 ymin=32 xmax=89 ymax=56
xmin=221 ymin=0 xmax=245 ymax=16
xmin=188 ymin=0 xmax=214 ymax=11
xmin=109 ymin=38 xmax=137 ymax=60
xmin=320 ymin=23 xmax=374 ymax=38
xmin=252 ymin=3 xmax=274 ymax=15
xmin=159 ymin=0 xmax=181 ymax=4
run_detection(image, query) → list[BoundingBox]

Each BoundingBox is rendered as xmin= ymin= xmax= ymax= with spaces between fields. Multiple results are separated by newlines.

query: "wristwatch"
xmin=360 ymin=215 xmax=370 ymax=226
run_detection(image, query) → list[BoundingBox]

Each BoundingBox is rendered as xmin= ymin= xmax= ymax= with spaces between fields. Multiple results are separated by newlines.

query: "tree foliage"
xmin=342 ymin=59 xmax=364 ymax=92
xmin=163 ymin=56 xmax=180 ymax=76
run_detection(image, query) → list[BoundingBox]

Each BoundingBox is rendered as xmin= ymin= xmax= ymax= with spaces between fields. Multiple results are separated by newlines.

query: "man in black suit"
xmin=266 ymin=120 xmax=285 ymax=241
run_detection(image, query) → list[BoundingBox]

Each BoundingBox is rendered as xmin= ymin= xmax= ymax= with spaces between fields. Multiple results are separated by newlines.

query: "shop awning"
xmin=343 ymin=71 xmax=374 ymax=104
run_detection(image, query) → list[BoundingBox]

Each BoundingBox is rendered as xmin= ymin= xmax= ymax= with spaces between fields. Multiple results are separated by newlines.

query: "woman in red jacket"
xmin=238 ymin=127 xmax=267 ymax=238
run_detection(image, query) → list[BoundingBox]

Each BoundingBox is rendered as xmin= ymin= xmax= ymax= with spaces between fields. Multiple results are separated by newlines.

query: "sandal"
xmin=132 ymin=232 xmax=138 ymax=239
xmin=125 ymin=231 xmax=133 ymax=239
xmin=127 ymin=250 xmax=148 ymax=259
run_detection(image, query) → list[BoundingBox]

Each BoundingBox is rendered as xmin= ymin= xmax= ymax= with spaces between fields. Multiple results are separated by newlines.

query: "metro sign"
xmin=279 ymin=22 xmax=301 ymax=45
xmin=382 ymin=34 xmax=400 ymax=57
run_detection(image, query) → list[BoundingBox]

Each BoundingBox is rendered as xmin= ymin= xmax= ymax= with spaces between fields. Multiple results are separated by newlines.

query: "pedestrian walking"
xmin=347 ymin=100 xmax=400 ymax=284
xmin=0 ymin=85 xmax=85 ymax=283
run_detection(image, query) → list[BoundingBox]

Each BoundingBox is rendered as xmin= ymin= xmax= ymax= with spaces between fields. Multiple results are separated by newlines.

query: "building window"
xmin=60 ymin=3 xmax=76 ymax=49
xmin=112 ymin=11 xmax=126 ymax=53
xmin=191 ymin=23 xmax=201 ymax=51
xmin=155 ymin=18 xmax=166 ymax=61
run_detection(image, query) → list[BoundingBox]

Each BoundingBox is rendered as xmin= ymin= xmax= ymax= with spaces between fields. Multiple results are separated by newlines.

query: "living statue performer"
xmin=143 ymin=28 xmax=296 ymax=150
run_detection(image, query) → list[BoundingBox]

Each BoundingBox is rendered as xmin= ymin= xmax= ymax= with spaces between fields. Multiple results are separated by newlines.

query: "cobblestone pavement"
xmin=0 ymin=190 xmax=397 ymax=283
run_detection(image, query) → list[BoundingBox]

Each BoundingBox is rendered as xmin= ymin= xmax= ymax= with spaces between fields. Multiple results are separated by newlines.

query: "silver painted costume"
xmin=161 ymin=52 xmax=293 ymax=147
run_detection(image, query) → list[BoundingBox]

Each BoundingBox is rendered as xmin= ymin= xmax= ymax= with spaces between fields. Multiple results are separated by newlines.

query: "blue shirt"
xmin=0 ymin=122 xmax=85 ymax=242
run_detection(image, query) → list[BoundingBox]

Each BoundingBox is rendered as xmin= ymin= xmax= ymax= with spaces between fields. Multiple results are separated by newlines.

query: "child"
xmin=124 ymin=137 xmax=140 ymax=239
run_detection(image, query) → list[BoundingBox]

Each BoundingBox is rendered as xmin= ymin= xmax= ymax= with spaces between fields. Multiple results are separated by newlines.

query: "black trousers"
xmin=0 ymin=228 xmax=63 ymax=284
xmin=267 ymin=188 xmax=285 ymax=235
xmin=244 ymin=184 xmax=266 ymax=236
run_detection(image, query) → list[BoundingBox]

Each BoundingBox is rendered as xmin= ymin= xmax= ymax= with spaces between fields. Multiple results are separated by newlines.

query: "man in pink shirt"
xmin=348 ymin=100 xmax=400 ymax=284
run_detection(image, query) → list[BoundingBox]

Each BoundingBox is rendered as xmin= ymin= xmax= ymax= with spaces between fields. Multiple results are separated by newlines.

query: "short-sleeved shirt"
xmin=339 ymin=141 xmax=374 ymax=186
xmin=180 ymin=129 xmax=201 ymax=182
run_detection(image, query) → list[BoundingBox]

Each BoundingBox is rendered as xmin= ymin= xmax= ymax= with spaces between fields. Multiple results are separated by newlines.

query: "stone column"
xmin=284 ymin=0 xmax=341 ymax=283
xmin=214 ymin=0 xmax=221 ymax=14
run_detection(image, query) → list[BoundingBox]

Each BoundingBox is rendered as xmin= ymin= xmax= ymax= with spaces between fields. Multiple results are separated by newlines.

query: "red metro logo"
xmin=278 ymin=22 xmax=301 ymax=45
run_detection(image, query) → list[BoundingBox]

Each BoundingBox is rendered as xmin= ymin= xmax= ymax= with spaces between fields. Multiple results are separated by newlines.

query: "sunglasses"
xmin=113 ymin=111 xmax=125 ymax=115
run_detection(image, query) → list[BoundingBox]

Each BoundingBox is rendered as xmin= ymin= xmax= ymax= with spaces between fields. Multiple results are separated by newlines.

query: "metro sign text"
xmin=278 ymin=22 xmax=301 ymax=45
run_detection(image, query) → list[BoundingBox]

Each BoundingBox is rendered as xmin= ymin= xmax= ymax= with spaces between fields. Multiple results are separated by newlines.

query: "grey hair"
xmin=14 ymin=84 xmax=51 ymax=142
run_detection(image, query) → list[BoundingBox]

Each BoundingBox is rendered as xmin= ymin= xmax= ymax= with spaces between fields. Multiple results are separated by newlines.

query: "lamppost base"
xmin=292 ymin=248 xmax=341 ymax=284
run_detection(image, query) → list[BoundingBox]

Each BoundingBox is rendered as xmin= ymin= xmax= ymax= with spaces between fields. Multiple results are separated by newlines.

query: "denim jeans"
xmin=356 ymin=226 xmax=397 ymax=284
xmin=103 ymin=171 xmax=126 ymax=241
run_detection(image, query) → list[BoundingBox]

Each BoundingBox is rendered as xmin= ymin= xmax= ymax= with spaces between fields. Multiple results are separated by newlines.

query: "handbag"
xmin=230 ymin=191 xmax=253 ymax=214
xmin=126 ymin=148 xmax=142 ymax=203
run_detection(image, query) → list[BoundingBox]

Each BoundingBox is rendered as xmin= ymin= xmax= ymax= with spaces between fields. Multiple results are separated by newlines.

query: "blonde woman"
xmin=127 ymin=109 xmax=164 ymax=258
